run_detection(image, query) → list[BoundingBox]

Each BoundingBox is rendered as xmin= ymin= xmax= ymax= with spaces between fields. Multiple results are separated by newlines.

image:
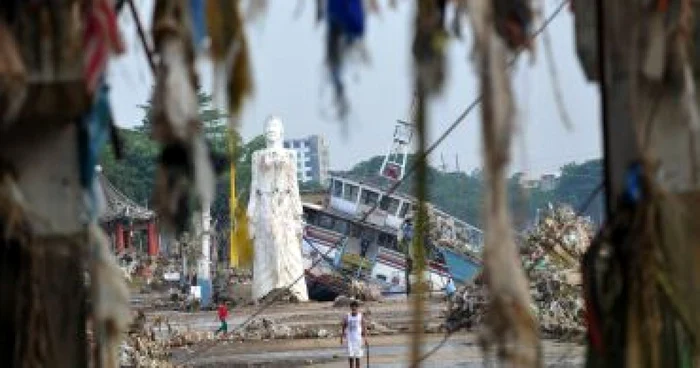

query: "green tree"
xmin=100 ymin=128 xmax=159 ymax=206
xmin=553 ymin=159 xmax=604 ymax=223
xmin=101 ymin=92 xmax=265 ymax=235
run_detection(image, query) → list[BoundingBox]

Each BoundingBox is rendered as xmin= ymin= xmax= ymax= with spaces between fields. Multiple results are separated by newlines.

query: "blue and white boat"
xmin=301 ymin=172 xmax=483 ymax=298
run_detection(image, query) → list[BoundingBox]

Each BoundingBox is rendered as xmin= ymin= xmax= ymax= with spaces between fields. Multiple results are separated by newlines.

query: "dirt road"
xmin=170 ymin=333 xmax=583 ymax=367
xmin=145 ymin=297 xmax=583 ymax=367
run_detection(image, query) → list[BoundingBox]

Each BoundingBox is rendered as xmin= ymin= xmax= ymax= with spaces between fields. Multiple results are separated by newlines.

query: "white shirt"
xmin=345 ymin=312 xmax=363 ymax=343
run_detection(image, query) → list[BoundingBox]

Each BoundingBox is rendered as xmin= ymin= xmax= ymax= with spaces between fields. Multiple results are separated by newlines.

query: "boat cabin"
xmin=326 ymin=173 xmax=485 ymax=253
xmin=302 ymin=202 xmax=458 ymax=288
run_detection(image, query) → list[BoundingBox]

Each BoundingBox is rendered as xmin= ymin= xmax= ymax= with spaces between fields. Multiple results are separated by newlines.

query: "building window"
xmin=333 ymin=219 xmax=349 ymax=234
xmin=343 ymin=184 xmax=359 ymax=202
xmin=319 ymin=215 xmax=334 ymax=229
xmin=360 ymin=189 xmax=379 ymax=206
xmin=332 ymin=180 xmax=343 ymax=197
xmin=380 ymin=196 xmax=401 ymax=215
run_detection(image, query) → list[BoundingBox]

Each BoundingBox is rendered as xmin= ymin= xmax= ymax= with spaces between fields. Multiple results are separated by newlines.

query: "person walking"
xmin=215 ymin=302 xmax=229 ymax=335
xmin=340 ymin=301 xmax=367 ymax=368
xmin=444 ymin=277 xmax=456 ymax=311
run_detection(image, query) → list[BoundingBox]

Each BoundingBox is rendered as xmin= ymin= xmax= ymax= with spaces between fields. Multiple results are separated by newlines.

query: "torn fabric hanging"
xmin=0 ymin=19 xmax=26 ymax=125
xmin=78 ymin=79 xmax=113 ymax=220
xmin=206 ymin=0 xmax=253 ymax=118
xmin=466 ymin=0 xmax=539 ymax=365
xmin=324 ymin=0 xmax=366 ymax=118
xmin=413 ymin=0 xmax=447 ymax=95
xmin=84 ymin=0 xmax=126 ymax=95
xmin=493 ymin=0 xmax=534 ymax=51
xmin=151 ymin=0 xmax=215 ymax=235
xmin=189 ymin=0 xmax=207 ymax=52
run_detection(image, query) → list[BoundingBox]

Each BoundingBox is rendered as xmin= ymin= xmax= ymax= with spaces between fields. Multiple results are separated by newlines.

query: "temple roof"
xmin=97 ymin=171 xmax=155 ymax=222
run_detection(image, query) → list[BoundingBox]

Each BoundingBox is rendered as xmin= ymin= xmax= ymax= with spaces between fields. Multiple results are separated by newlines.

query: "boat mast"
xmin=379 ymin=94 xmax=417 ymax=181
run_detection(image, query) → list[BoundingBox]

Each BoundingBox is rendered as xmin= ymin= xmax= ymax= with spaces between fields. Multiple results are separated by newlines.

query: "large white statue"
xmin=247 ymin=116 xmax=309 ymax=301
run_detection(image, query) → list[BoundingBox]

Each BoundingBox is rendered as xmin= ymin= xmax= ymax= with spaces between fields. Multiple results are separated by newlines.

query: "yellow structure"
xmin=229 ymin=134 xmax=253 ymax=268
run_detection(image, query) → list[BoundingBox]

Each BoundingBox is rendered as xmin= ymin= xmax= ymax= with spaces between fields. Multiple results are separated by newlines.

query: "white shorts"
xmin=347 ymin=340 xmax=364 ymax=358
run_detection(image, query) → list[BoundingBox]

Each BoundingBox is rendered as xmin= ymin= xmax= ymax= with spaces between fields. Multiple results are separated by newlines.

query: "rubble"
xmin=425 ymin=206 xmax=481 ymax=256
xmin=258 ymin=287 xmax=301 ymax=305
xmin=333 ymin=295 xmax=362 ymax=307
xmin=349 ymin=279 xmax=383 ymax=301
xmin=446 ymin=205 xmax=592 ymax=340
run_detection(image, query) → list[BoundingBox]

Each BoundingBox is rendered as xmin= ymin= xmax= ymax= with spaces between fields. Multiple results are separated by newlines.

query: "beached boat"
xmin=302 ymin=172 xmax=483 ymax=297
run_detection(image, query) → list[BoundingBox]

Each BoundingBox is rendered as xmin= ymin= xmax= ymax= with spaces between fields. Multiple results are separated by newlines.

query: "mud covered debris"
xmin=446 ymin=205 xmax=592 ymax=339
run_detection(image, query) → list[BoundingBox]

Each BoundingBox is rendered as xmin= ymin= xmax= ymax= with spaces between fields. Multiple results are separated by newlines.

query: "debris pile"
xmin=259 ymin=287 xmax=302 ymax=305
xmin=232 ymin=317 xmax=333 ymax=340
xmin=333 ymin=295 xmax=361 ymax=307
xmin=522 ymin=205 xmax=593 ymax=271
xmin=446 ymin=205 xmax=593 ymax=339
xmin=349 ymin=279 xmax=383 ymax=302
xmin=119 ymin=335 xmax=173 ymax=367
xmin=424 ymin=206 xmax=481 ymax=256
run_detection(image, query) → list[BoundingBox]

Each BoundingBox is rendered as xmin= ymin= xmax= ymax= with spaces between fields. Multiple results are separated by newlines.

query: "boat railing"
xmin=303 ymin=235 xmax=351 ymax=279
xmin=304 ymin=224 xmax=344 ymax=246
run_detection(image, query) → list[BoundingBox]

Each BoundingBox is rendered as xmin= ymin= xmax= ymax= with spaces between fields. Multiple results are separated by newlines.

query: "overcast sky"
xmin=108 ymin=0 xmax=601 ymax=177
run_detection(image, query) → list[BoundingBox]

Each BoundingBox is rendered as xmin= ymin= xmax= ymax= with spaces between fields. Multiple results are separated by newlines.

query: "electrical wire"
xmin=357 ymin=0 xmax=572 ymax=225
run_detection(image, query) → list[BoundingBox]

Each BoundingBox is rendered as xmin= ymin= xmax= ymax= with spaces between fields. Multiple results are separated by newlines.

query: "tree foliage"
xmin=100 ymin=91 xmax=266 ymax=235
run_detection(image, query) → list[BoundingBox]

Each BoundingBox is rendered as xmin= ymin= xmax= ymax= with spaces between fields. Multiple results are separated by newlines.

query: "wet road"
xmin=173 ymin=334 xmax=584 ymax=367
xmin=136 ymin=296 xmax=584 ymax=367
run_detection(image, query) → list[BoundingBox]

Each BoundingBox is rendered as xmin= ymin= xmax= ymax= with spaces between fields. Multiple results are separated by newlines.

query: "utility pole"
xmin=198 ymin=206 xmax=213 ymax=308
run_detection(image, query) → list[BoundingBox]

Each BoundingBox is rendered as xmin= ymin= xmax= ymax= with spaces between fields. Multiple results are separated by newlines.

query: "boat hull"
xmin=303 ymin=226 xmax=482 ymax=297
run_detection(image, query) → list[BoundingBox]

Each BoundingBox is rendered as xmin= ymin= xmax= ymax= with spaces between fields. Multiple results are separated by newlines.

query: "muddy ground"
xmin=135 ymin=293 xmax=584 ymax=367
xmin=171 ymin=333 xmax=583 ymax=367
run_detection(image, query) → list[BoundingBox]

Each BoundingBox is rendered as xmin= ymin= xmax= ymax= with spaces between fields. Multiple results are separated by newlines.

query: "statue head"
xmin=264 ymin=115 xmax=284 ymax=148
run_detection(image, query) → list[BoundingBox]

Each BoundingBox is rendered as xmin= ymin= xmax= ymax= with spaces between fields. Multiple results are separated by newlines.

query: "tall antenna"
xmin=440 ymin=153 xmax=448 ymax=172
xmin=379 ymin=94 xmax=417 ymax=181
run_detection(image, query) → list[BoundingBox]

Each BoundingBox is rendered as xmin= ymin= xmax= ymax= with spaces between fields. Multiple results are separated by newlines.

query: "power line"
xmin=357 ymin=0 xmax=571 ymax=225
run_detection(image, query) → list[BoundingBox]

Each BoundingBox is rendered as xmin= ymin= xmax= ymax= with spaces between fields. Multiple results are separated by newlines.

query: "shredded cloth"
xmin=467 ymin=0 xmax=539 ymax=366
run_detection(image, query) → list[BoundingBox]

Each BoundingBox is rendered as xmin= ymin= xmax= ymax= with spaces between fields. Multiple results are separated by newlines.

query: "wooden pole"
xmin=597 ymin=0 xmax=639 ymax=215
xmin=409 ymin=83 xmax=428 ymax=368
xmin=0 ymin=127 xmax=88 ymax=368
